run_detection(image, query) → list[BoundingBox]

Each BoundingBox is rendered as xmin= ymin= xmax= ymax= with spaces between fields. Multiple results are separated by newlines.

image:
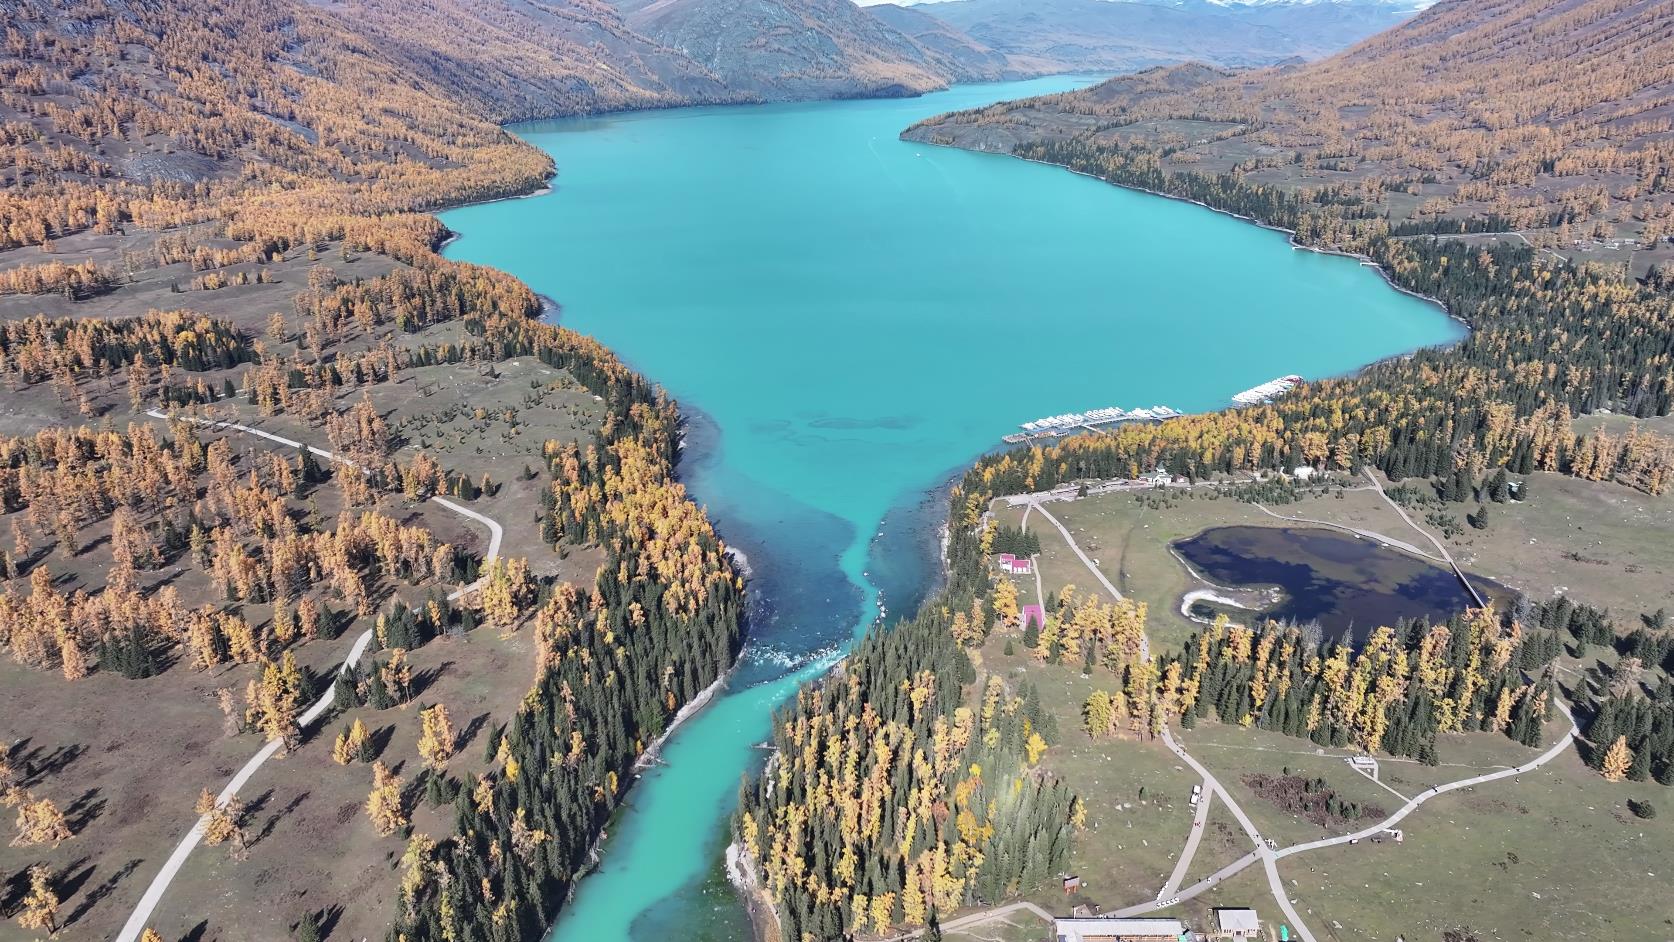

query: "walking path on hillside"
xmin=1026 ymin=499 xmax=1144 ymax=661
xmin=1019 ymin=503 xmax=1047 ymax=608
xmin=1362 ymin=469 xmax=1487 ymax=607
xmin=1250 ymin=503 xmax=1440 ymax=562
xmin=879 ymin=901 xmax=1057 ymax=942
xmin=995 ymin=496 xmax=1579 ymax=942
xmin=116 ymin=411 xmax=505 ymax=942
xmin=1158 ymin=777 xmax=1214 ymax=899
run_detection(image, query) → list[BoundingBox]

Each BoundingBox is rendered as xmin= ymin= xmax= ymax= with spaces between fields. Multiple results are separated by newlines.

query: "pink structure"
xmin=1020 ymin=604 xmax=1046 ymax=630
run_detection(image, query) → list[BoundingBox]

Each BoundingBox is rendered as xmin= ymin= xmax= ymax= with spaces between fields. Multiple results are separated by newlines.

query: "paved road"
xmin=1362 ymin=469 xmax=1487 ymax=607
xmin=1276 ymin=701 xmax=1580 ymax=860
xmin=117 ymin=412 xmax=505 ymax=942
xmin=1250 ymin=502 xmax=1439 ymax=562
xmin=1160 ymin=729 xmax=1320 ymax=942
xmin=1109 ymin=703 xmax=1580 ymax=936
xmin=1018 ymin=503 xmax=1047 ymax=607
xmin=879 ymin=900 xmax=1055 ymax=942
xmin=1027 ymin=499 xmax=1143 ymax=660
xmin=1159 ymin=777 xmax=1214 ymax=898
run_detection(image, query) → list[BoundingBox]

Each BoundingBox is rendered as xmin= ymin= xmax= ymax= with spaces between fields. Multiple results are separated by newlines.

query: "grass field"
xmin=995 ymin=480 xmax=1438 ymax=655
xmin=981 ymin=465 xmax=1674 ymax=941
xmin=1437 ymin=469 xmax=1674 ymax=624
xmin=943 ymin=907 xmax=1052 ymax=942
xmin=1181 ymin=798 xmax=1253 ymax=887
xmin=1278 ymin=747 xmax=1674 ymax=941
xmin=1178 ymin=725 xmax=1405 ymax=848
xmin=973 ymin=631 xmax=1202 ymax=915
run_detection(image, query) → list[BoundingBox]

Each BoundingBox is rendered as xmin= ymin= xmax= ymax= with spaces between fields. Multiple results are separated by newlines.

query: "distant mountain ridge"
xmin=299 ymin=0 xmax=1433 ymax=114
xmin=904 ymin=0 xmax=1674 ymax=249
xmin=906 ymin=0 xmax=1424 ymax=74
xmin=605 ymin=0 xmax=953 ymax=99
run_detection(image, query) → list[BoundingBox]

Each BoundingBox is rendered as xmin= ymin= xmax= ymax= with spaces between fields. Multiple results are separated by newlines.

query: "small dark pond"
xmin=1173 ymin=525 xmax=1494 ymax=644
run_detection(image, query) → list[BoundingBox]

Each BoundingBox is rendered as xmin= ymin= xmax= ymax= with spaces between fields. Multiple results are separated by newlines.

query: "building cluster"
xmin=1054 ymin=908 xmax=1262 ymax=942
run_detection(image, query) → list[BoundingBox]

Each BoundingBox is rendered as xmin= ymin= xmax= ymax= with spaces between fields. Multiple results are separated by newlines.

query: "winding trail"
xmin=1018 ymin=502 xmax=1047 ymax=607
xmin=1108 ymin=704 xmax=1581 ymax=930
xmin=1026 ymin=499 xmax=1142 ymax=660
xmin=1250 ymin=502 xmax=1439 ymax=562
xmin=1010 ymin=497 xmax=1579 ymax=942
xmin=115 ymin=411 xmax=505 ymax=942
xmin=1158 ymin=778 xmax=1213 ymax=899
xmin=1362 ymin=469 xmax=1487 ymax=607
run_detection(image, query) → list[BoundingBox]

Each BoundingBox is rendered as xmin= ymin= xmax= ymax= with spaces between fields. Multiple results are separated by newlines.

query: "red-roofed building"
xmin=1021 ymin=604 xmax=1046 ymax=630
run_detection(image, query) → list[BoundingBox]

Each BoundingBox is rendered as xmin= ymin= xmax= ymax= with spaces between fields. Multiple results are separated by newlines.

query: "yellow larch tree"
xmin=417 ymin=703 xmax=457 ymax=771
xmin=367 ymin=761 xmax=407 ymax=836
xmin=1600 ymin=735 xmax=1633 ymax=782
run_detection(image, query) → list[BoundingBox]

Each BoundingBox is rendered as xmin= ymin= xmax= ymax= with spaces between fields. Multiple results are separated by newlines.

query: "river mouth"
xmin=1173 ymin=525 xmax=1499 ymax=644
xmin=437 ymin=75 xmax=1468 ymax=942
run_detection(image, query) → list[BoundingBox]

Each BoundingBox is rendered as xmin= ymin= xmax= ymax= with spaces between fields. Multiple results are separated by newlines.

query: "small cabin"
xmin=1292 ymin=465 xmax=1316 ymax=482
xmin=1002 ymin=556 xmax=1033 ymax=575
xmin=1062 ymin=875 xmax=1082 ymax=895
xmin=1020 ymin=604 xmax=1046 ymax=630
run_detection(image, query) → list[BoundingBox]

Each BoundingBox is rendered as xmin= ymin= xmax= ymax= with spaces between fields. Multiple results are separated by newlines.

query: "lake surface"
xmin=438 ymin=76 xmax=1465 ymax=941
xmin=1174 ymin=525 xmax=1487 ymax=642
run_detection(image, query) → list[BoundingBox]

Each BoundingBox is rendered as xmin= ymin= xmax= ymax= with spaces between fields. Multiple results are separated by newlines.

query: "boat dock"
xmin=1003 ymin=404 xmax=1182 ymax=444
xmin=1231 ymin=374 xmax=1304 ymax=406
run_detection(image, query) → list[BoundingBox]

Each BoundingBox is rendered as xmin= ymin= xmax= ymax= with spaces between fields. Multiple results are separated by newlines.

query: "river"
xmin=437 ymin=76 xmax=1465 ymax=941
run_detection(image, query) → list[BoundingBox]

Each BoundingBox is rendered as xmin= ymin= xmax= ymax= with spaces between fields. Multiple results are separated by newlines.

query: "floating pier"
xmin=1003 ymin=404 xmax=1182 ymax=444
xmin=1231 ymin=374 xmax=1304 ymax=406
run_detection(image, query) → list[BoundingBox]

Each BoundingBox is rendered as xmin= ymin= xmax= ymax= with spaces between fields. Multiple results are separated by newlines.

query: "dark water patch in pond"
xmin=1173 ymin=526 xmax=1491 ymax=644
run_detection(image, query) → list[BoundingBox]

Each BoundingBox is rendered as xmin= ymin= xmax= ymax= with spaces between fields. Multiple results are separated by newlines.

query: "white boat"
xmin=1231 ymin=374 xmax=1304 ymax=406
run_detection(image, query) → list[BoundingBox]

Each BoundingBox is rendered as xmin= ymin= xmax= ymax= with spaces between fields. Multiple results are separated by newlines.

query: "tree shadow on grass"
xmin=51 ymin=856 xmax=95 ymax=907
xmin=409 ymin=660 xmax=453 ymax=700
xmin=319 ymin=903 xmax=345 ymax=939
xmin=253 ymin=790 xmax=310 ymax=848
xmin=65 ymin=787 xmax=106 ymax=832
xmin=13 ymin=740 xmax=86 ymax=789
xmin=64 ymin=857 xmax=142 ymax=927
xmin=370 ymin=723 xmax=397 ymax=761
xmin=456 ymin=711 xmax=491 ymax=755
xmin=1 ymin=864 xmax=32 ymax=917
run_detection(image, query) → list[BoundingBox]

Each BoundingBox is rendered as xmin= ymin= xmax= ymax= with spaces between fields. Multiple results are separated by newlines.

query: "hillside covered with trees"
xmin=908 ymin=0 xmax=1674 ymax=265
xmin=0 ymin=0 xmax=750 ymax=939
xmin=738 ymin=1 xmax=1674 ymax=934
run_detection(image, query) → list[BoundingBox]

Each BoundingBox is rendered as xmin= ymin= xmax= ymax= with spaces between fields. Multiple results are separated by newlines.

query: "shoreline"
xmin=725 ymin=841 xmax=784 ymax=942
xmin=444 ymin=91 xmax=1435 ymax=942
xmin=908 ymin=138 xmax=1470 ymax=339
xmin=633 ymin=664 xmax=736 ymax=773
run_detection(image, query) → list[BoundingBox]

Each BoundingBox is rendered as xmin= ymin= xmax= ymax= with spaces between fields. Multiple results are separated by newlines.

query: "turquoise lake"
xmin=438 ymin=76 xmax=1465 ymax=941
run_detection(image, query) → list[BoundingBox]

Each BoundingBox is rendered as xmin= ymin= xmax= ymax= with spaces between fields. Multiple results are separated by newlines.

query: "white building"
xmin=1292 ymin=465 xmax=1316 ymax=482
xmin=1054 ymin=917 xmax=1188 ymax=942
xmin=1214 ymin=908 xmax=1260 ymax=939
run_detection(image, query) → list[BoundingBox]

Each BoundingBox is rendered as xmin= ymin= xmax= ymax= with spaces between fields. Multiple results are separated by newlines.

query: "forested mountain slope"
xmin=307 ymin=0 xmax=749 ymax=120
xmin=609 ymin=0 xmax=953 ymax=99
xmin=738 ymin=3 xmax=1674 ymax=936
xmin=908 ymin=0 xmax=1674 ymax=258
xmin=0 ymin=1 xmax=742 ymax=939
xmin=916 ymin=0 xmax=1421 ymax=75
xmin=864 ymin=2 xmax=1015 ymax=82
